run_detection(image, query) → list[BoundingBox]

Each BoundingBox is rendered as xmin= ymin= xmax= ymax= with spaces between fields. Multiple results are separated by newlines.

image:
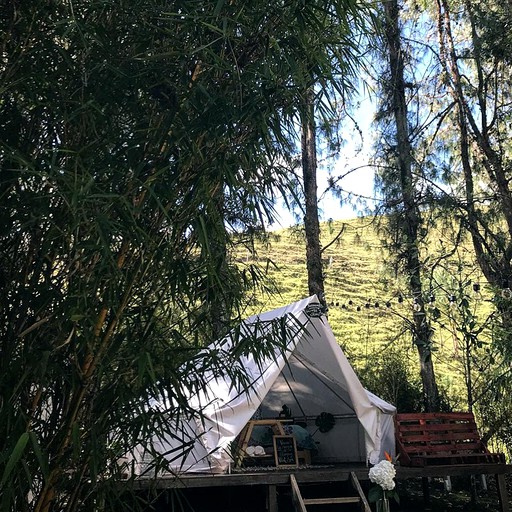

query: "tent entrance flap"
xmin=259 ymin=353 xmax=366 ymax=463
xmin=260 ymin=353 xmax=356 ymax=419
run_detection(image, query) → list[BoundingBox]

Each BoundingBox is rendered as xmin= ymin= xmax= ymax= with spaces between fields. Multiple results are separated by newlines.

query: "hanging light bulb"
xmin=501 ymin=280 xmax=512 ymax=299
xmin=501 ymin=288 xmax=512 ymax=299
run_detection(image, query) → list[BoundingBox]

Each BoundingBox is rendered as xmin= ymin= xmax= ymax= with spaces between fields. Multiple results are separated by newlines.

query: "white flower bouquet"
xmin=368 ymin=453 xmax=400 ymax=509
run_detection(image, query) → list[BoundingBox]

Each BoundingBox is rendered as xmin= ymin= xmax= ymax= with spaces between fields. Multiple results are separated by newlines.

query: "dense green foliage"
xmin=2 ymin=1 xmax=512 ymax=510
xmin=0 ymin=1 xmax=372 ymax=510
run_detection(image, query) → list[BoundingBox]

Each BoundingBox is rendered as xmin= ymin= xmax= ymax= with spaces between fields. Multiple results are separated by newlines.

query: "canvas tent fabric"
xmin=133 ymin=295 xmax=396 ymax=476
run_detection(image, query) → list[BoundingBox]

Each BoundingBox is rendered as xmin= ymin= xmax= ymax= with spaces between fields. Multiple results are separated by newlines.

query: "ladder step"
xmin=303 ymin=497 xmax=361 ymax=505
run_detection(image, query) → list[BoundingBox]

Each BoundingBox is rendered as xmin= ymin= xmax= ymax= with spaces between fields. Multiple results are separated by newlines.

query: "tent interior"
xmin=253 ymin=349 xmax=367 ymax=464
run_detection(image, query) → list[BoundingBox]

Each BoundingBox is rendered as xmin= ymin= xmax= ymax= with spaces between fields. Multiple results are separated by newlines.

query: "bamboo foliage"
xmin=0 ymin=0 xmax=371 ymax=509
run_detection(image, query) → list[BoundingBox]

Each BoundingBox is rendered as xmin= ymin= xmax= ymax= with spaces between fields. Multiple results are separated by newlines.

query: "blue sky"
xmin=273 ymin=92 xmax=377 ymax=228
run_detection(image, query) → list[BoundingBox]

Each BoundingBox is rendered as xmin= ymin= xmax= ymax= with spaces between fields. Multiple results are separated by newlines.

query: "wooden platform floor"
xmin=132 ymin=463 xmax=370 ymax=490
xmin=132 ymin=462 xmax=511 ymax=490
xmin=130 ymin=463 xmax=511 ymax=512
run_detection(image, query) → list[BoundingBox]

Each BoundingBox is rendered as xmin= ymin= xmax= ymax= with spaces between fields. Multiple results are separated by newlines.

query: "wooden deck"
xmin=132 ymin=462 xmax=511 ymax=489
xmin=132 ymin=464 xmax=370 ymax=491
xmin=131 ymin=462 xmax=511 ymax=511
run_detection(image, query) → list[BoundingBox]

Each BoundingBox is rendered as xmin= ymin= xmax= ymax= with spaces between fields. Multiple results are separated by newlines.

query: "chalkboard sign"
xmin=273 ymin=435 xmax=298 ymax=468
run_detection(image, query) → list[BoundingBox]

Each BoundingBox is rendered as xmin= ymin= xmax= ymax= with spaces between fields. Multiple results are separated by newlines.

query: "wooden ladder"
xmin=290 ymin=472 xmax=371 ymax=511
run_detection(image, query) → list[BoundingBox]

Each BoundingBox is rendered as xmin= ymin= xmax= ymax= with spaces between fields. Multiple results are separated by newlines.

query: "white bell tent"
xmin=132 ymin=295 xmax=396 ymax=476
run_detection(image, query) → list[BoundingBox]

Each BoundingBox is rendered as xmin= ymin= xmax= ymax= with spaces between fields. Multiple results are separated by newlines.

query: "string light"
xmin=324 ymin=280 xmax=512 ymax=316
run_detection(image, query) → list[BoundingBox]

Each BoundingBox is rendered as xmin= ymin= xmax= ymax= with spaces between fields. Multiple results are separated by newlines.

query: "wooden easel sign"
xmin=273 ymin=435 xmax=298 ymax=468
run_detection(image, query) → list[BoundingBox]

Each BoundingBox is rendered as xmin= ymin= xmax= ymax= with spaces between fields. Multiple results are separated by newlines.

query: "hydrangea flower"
xmin=369 ymin=459 xmax=396 ymax=491
xmin=368 ymin=453 xmax=400 ymax=506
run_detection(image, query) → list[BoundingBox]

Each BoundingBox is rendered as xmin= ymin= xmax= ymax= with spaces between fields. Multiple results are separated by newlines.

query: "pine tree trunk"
xmin=301 ymin=87 xmax=326 ymax=309
xmin=384 ymin=0 xmax=440 ymax=411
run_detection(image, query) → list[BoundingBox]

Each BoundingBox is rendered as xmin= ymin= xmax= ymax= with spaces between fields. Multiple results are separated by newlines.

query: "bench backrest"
xmin=395 ymin=412 xmax=489 ymax=465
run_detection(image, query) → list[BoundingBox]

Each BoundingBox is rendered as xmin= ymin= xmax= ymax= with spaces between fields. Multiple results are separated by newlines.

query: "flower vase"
xmin=376 ymin=496 xmax=390 ymax=512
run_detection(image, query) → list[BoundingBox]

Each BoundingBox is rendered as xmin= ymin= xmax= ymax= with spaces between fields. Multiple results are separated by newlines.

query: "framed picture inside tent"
xmin=273 ymin=435 xmax=298 ymax=468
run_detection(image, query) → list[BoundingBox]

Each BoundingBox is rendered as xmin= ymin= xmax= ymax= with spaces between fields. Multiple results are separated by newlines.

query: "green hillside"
xmin=235 ymin=217 xmax=491 ymax=411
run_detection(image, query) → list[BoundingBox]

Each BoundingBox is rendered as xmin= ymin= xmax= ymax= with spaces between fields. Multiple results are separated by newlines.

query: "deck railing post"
xmin=266 ymin=484 xmax=278 ymax=512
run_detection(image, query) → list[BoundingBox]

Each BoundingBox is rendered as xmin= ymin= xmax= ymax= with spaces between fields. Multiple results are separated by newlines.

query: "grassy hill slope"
xmin=235 ymin=217 xmax=489 ymax=411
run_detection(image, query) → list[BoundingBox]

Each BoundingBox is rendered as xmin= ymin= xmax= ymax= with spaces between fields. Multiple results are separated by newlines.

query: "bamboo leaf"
xmin=29 ymin=431 xmax=49 ymax=481
xmin=0 ymin=432 xmax=30 ymax=487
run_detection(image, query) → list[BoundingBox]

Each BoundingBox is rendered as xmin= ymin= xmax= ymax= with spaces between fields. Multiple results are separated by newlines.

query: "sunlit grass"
xmin=236 ymin=216 xmax=492 ymax=409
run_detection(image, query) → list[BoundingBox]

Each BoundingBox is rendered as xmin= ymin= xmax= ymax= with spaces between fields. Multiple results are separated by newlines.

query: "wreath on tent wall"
xmin=315 ymin=412 xmax=336 ymax=433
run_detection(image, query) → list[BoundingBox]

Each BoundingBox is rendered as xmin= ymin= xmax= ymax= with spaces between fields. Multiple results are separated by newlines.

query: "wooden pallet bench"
xmin=395 ymin=412 xmax=510 ymax=512
xmin=395 ymin=412 xmax=505 ymax=467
